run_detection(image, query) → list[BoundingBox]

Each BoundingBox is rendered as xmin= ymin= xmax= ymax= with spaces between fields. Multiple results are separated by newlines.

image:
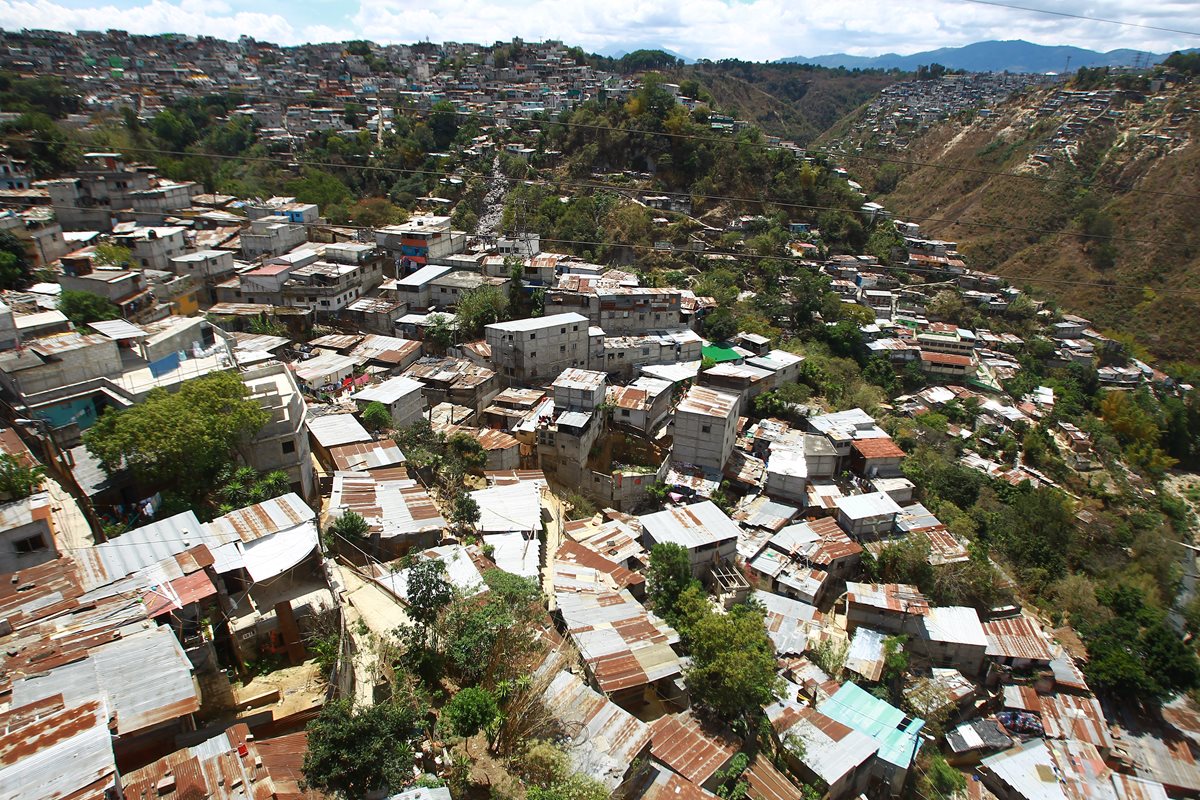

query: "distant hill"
xmin=597 ymin=45 xmax=694 ymax=64
xmin=848 ymin=82 xmax=1200 ymax=361
xmin=678 ymin=61 xmax=899 ymax=144
xmin=779 ymin=40 xmax=1168 ymax=74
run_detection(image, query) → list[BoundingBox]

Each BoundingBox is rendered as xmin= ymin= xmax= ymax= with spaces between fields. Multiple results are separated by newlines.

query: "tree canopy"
xmin=303 ymin=693 xmax=427 ymax=799
xmin=83 ymin=371 xmax=268 ymax=501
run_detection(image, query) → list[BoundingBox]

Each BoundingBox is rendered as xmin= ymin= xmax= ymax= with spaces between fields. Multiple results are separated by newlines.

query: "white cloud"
xmin=0 ymin=0 xmax=1195 ymax=59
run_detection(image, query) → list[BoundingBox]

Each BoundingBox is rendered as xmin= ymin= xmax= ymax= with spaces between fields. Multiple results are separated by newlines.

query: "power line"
xmin=953 ymin=0 xmax=1200 ymax=37
xmin=20 ymin=137 xmax=1200 ymax=251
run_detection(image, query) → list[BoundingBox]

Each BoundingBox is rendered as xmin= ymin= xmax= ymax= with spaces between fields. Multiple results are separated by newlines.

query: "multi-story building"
xmin=170 ymin=249 xmax=238 ymax=303
xmin=241 ymin=361 xmax=316 ymax=501
xmin=113 ymin=226 xmax=191 ymax=270
xmin=240 ymin=217 xmax=307 ymax=259
xmin=672 ymin=385 xmax=739 ymax=470
xmin=546 ymin=284 xmax=685 ymax=334
xmin=375 ymin=215 xmax=466 ymax=267
xmin=41 ymin=152 xmax=151 ymax=230
xmin=129 ymin=181 xmax=199 ymax=224
xmin=485 ymin=312 xmax=589 ymax=386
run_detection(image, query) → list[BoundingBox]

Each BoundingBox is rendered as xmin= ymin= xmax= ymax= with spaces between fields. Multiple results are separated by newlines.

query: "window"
xmin=282 ymin=440 xmax=296 ymax=454
xmin=621 ymin=409 xmax=630 ymax=417
xmin=13 ymin=534 xmax=46 ymax=554
xmin=572 ymin=325 xmax=579 ymax=331
xmin=529 ymin=333 xmax=536 ymax=340
xmin=560 ymin=345 xmax=566 ymax=353
xmin=559 ymin=327 xmax=566 ymax=334
xmin=701 ymin=424 xmax=711 ymax=434
xmin=529 ymin=352 xmax=536 ymax=358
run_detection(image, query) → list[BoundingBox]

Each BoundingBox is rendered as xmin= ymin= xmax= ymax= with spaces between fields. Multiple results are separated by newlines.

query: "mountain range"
xmin=778 ymin=39 xmax=1177 ymax=73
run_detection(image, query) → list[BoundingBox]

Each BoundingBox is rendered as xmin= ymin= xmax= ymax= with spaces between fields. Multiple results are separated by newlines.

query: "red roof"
xmin=851 ymin=437 xmax=906 ymax=460
xmin=649 ymin=714 xmax=739 ymax=786
xmin=141 ymin=569 xmax=217 ymax=618
xmin=920 ymin=352 xmax=973 ymax=367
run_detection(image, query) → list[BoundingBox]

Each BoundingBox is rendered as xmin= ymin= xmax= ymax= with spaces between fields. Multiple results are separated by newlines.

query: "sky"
xmin=0 ymin=0 xmax=1196 ymax=61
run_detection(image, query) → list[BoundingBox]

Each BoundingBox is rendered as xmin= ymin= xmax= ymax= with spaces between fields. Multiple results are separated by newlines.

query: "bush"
xmin=442 ymin=687 xmax=499 ymax=738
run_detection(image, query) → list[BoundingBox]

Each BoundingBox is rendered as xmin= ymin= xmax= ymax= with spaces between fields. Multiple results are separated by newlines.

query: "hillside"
xmin=847 ymin=80 xmax=1200 ymax=361
xmin=676 ymin=62 xmax=898 ymax=143
xmin=780 ymin=39 xmax=1172 ymax=73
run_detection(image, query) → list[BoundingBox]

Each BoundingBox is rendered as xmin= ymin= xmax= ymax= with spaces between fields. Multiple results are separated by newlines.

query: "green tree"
xmin=451 ymin=492 xmax=481 ymax=529
xmin=303 ymin=694 xmax=427 ymax=799
xmin=442 ymin=687 xmax=499 ymax=738
xmin=328 ymin=510 xmax=370 ymax=541
xmin=360 ymin=401 xmax=392 ymax=433
xmin=92 ymin=243 xmax=132 ymax=267
xmin=684 ymin=600 xmax=780 ymax=729
xmin=0 ymin=452 xmax=44 ymax=499
xmin=646 ymin=542 xmax=698 ymax=623
xmin=0 ymin=230 xmax=31 ymax=289
xmin=425 ymin=313 xmax=454 ymax=353
xmin=83 ymin=371 xmax=268 ymax=500
xmin=407 ymin=559 xmax=453 ymax=630
xmin=455 ymin=283 xmax=509 ymax=338
xmin=58 ymin=290 xmax=120 ymax=327
xmin=703 ymin=307 xmax=738 ymax=343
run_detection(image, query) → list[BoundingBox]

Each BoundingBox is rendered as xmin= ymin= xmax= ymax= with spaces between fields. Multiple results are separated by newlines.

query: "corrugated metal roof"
xmin=329 ymin=438 xmax=407 ymax=472
xmin=648 ymin=714 xmax=738 ymax=786
xmin=205 ymin=493 xmax=315 ymax=543
xmin=0 ymin=698 xmax=115 ymax=800
xmin=846 ymin=627 xmax=888 ymax=682
xmin=755 ymin=590 xmax=822 ymax=656
xmin=769 ymin=518 xmax=862 ymax=567
xmin=553 ymin=549 xmax=679 ymax=693
xmin=817 ymin=682 xmax=923 ymax=769
xmin=640 ymin=501 xmax=741 ymax=551
xmin=471 ymin=480 xmax=542 ymax=533
xmin=76 ymin=510 xmax=238 ymax=590
xmin=744 ymin=754 xmax=807 ymax=800
xmin=766 ymin=703 xmax=876 ymax=786
xmin=11 ymin=625 xmax=199 ymax=737
xmin=732 ymin=495 xmax=799 ymax=533
xmin=351 ymin=375 xmax=425 ymax=404
xmin=566 ymin=518 xmax=646 ymax=569
xmin=983 ymin=616 xmax=1055 ymax=663
xmin=483 ymin=532 xmax=540 ymax=578
xmin=376 ymin=545 xmax=486 ymax=602
xmin=307 ymin=413 xmax=372 ymax=448
xmin=329 ymin=473 xmax=446 ymax=539
xmin=845 ymin=582 xmax=930 ymax=616
xmin=541 ymin=669 xmax=652 ymax=792
xmin=120 ymin=723 xmax=277 ymax=800
xmin=641 ymin=768 xmax=720 ymax=800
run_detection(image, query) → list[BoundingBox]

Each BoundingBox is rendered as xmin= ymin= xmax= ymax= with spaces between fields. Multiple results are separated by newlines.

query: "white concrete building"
xmin=242 ymin=362 xmax=316 ymax=501
xmin=639 ymin=500 xmax=741 ymax=578
xmin=485 ymin=312 xmax=590 ymax=387
xmin=672 ymin=385 xmax=739 ymax=470
xmin=351 ymin=375 xmax=428 ymax=429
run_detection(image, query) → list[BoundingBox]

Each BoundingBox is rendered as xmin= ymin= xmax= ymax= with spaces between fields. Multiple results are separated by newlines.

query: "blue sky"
xmin=1 ymin=0 xmax=1196 ymax=60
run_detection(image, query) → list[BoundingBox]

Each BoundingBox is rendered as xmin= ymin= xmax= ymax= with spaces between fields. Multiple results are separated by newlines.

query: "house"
xmin=0 ymin=490 xmax=55 ymax=574
xmin=768 ymin=700 xmax=878 ymax=800
xmin=329 ymin=473 xmax=446 ymax=555
xmin=607 ymin=376 xmax=674 ymax=433
xmin=648 ymin=713 xmax=740 ymax=793
xmin=672 ymin=385 xmax=740 ymax=470
xmin=351 ymin=375 xmax=427 ymax=429
xmin=980 ymin=738 xmax=1168 ymax=800
xmin=817 ymin=682 xmax=924 ymax=794
xmin=485 ymin=312 xmax=590 ymax=386
xmin=640 ymin=501 xmax=741 ymax=578
xmin=849 ymin=437 xmax=906 ymax=478
xmin=768 ymin=517 xmax=863 ymax=580
xmin=307 ymin=413 xmax=373 ymax=465
xmin=919 ymin=351 xmax=974 ymax=379
xmin=392 ymin=264 xmax=451 ymax=310
xmin=540 ymin=668 xmax=653 ymax=793
xmin=403 ymin=357 xmax=498 ymax=414
xmin=242 ymin=361 xmax=316 ymax=501
xmin=835 ymin=492 xmax=902 ymax=539
xmin=982 ymin=615 xmax=1055 ymax=671
xmin=375 ymin=215 xmax=466 ymax=266
xmin=552 ymin=542 xmax=682 ymax=709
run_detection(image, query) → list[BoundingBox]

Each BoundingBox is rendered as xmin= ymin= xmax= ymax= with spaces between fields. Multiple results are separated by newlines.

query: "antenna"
xmin=1063 ymin=55 xmax=1072 ymax=76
